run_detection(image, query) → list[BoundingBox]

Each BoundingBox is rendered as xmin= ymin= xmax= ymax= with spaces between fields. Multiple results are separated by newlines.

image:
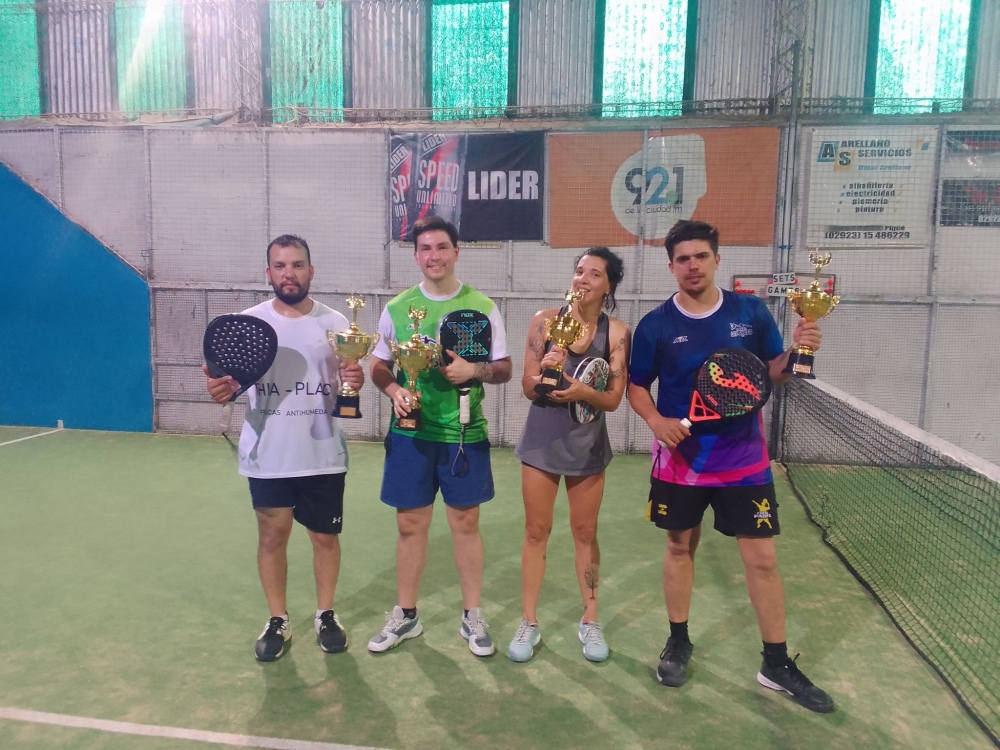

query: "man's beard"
xmin=272 ymin=279 xmax=309 ymax=305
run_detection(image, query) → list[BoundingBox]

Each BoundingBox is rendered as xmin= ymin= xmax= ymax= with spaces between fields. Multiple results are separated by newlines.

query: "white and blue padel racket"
xmin=569 ymin=356 xmax=610 ymax=424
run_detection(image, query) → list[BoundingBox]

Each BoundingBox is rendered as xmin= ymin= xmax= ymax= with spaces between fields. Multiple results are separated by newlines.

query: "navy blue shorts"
xmin=248 ymin=473 xmax=345 ymax=535
xmin=647 ymin=478 xmax=779 ymax=537
xmin=380 ymin=431 xmax=494 ymax=509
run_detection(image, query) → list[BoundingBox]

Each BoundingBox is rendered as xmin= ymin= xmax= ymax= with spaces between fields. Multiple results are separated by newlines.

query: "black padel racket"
xmin=659 ymin=348 xmax=771 ymax=446
xmin=682 ymin=348 xmax=771 ymax=428
xmin=204 ymin=314 xmax=278 ymax=434
xmin=569 ymin=356 xmax=610 ymax=424
xmin=437 ymin=309 xmax=492 ymax=426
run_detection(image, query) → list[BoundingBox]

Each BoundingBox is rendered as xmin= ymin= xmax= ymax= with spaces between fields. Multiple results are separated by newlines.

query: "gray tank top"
xmin=515 ymin=312 xmax=614 ymax=476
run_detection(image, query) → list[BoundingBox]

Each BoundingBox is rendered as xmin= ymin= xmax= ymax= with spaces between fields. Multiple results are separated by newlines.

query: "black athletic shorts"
xmin=647 ymin=478 xmax=779 ymax=537
xmin=248 ymin=473 xmax=346 ymax=535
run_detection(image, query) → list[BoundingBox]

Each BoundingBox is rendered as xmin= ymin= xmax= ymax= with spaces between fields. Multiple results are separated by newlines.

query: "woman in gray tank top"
xmin=508 ymin=248 xmax=632 ymax=664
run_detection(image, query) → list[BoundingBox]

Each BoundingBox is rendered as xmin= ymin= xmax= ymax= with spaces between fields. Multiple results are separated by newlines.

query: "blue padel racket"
xmin=659 ymin=348 xmax=771 ymax=446
xmin=204 ymin=314 xmax=278 ymax=434
xmin=437 ymin=309 xmax=492 ymax=425
xmin=569 ymin=356 xmax=610 ymax=424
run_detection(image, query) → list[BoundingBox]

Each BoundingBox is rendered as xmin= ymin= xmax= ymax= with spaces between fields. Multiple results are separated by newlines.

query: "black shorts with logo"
xmin=647 ymin=478 xmax=779 ymax=537
xmin=248 ymin=472 xmax=346 ymax=535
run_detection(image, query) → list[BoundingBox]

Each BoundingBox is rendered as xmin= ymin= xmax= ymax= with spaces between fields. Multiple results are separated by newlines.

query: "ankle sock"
xmin=670 ymin=620 xmax=690 ymax=643
xmin=763 ymin=641 xmax=789 ymax=668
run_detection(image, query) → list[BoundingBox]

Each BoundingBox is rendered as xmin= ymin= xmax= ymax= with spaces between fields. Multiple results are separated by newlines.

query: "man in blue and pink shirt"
xmin=628 ymin=219 xmax=834 ymax=713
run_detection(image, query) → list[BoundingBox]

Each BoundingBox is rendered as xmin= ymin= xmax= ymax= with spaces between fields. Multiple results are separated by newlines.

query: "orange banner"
xmin=549 ymin=128 xmax=780 ymax=248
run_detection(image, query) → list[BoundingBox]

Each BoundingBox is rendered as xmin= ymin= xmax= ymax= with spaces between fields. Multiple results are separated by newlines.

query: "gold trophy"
xmin=327 ymin=293 xmax=380 ymax=419
xmin=534 ymin=290 xmax=588 ymax=397
xmin=389 ymin=306 xmax=442 ymax=431
xmin=783 ymin=250 xmax=840 ymax=379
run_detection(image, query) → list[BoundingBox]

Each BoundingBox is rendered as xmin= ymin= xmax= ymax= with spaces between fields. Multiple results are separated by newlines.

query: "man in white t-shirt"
xmin=203 ymin=234 xmax=364 ymax=662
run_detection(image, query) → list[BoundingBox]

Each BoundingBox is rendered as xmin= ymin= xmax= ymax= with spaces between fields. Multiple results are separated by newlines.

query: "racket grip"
xmin=657 ymin=418 xmax=693 ymax=448
xmin=459 ymin=389 xmax=470 ymax=426
xmin=220 ymin=402 xmax=234 ymax=434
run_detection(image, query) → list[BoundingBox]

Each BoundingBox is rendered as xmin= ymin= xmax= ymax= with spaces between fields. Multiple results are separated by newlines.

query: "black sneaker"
xmin=757 ymin=653 xmax=835 ymax=713
xmin=255 ymin=616 xmax=290 ymax=662
xmin=656 ymin=636 xmax=694 ymax=687
xmin=316 ymin=610 xmax=348 ymax=654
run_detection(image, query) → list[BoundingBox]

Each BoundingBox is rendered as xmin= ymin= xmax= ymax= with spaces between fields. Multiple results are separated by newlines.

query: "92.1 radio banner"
xmin=548 ymin=129 xmax=779 ymax=248
xmin=389 ymin=131 xmax=544 ymax=242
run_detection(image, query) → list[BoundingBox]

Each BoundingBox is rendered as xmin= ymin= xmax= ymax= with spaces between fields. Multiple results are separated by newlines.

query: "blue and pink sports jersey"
xmin=629 ymin=289 xmax=785 ymax=487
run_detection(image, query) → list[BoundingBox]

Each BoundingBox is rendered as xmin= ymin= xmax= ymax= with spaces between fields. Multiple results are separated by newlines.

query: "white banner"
xmin=806 ymin=126 xmax=938 ymax=247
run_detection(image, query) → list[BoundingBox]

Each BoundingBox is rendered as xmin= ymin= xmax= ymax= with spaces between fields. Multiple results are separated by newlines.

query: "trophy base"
xmin=534 ymin=367 xmax=565 ymax=396
xmin=333 ymin=394 xmax=362 ymax=419
xmin=397 ymin=410 xmax=422 ymax=431
xmin=782 ymin=349 xmax=817 ymax=379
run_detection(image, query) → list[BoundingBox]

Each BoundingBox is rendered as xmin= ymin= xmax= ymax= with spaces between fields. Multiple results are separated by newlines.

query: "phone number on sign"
xmin=824 ymin=230 xmax=910 ymax=239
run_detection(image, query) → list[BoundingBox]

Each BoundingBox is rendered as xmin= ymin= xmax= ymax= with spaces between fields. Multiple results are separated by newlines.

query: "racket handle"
xmin=220 ymin=402 xmax=234 ymax=434
xmin=657 ymin=418 xmax=693 ymax=448
xmin=459 ymin=388 xmax=470 ymax=426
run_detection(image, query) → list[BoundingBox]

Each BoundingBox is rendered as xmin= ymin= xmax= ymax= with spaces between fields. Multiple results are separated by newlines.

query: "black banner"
xmin=940 ymin=180 xmax=1000 ymax=227
xmin=945 ymin=130 xmax=1000 ymax=155
xmin=389 ymin=131 xmax=544 ymax=242
xmin=461 ymin=131 xmax=544 ymax=241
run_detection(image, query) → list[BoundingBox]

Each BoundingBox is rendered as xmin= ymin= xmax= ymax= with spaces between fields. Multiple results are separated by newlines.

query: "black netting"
xmin=780 ymin=379 xmax=1000 ymax=745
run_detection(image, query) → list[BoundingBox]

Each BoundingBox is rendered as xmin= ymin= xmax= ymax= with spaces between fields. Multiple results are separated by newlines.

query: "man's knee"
xmin=397 ymin=508 xmax=432 ymax=538
xmin=446 ymin=505 xmax=480 ymax=537
xmin=739 ymin=538 xmax=779 ymax=574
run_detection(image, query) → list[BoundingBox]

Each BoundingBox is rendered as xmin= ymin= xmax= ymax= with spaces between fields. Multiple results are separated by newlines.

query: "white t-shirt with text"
xmin=237 ymin=299 xmax=349 ymax=478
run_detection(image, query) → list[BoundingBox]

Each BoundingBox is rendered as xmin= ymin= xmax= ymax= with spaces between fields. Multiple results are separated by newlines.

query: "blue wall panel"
xmin=0 ymin=161 xmax=152 ymax=432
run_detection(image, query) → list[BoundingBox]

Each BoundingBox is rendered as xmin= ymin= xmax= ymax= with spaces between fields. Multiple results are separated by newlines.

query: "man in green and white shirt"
xmin=368 ymin=216 xmax=512 ymax=657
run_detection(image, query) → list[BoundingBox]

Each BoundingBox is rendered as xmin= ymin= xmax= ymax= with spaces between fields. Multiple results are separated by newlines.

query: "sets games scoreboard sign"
xmin=806 ymin=126 xmax=937 ymax=247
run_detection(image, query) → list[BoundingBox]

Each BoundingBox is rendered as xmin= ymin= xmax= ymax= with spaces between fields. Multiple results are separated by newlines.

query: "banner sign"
xmin=806 ymin=126 xmax=937 ymax=246
xmin=939 ymin=129 xmax=1000 ymax=228
xmin=945 ymin=130 xmax=1000 ymax=155
xmin=389 ymin=131 xmax=544 ymax=242
xmin=549 ymin=128 xmax=779 ymax=248
xmin=940 ymin=180 xmax=1000 ymax=227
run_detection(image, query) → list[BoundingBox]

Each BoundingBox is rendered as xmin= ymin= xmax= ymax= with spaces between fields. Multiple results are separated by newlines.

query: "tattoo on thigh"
xmin=584 ymin=562 xmax=599 ymax=600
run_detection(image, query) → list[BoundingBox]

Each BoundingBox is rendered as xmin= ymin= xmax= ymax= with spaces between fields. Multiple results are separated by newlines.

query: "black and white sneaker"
xmin=316 ymin=610 xmax=348 ymax=654
xmin=757 ymin=654 xmax=835 ymax=713
xmin=255 ymin=616 xmax=290 ymax=662
xmin=656 ymin=636 xmax=693 ymax=687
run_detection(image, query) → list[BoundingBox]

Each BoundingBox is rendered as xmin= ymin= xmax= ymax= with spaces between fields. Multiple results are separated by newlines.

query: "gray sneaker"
xmin=368 ymin=606 xmax=423 ymax=653
xmin=460 ymin=607 xmax=496 ymax=657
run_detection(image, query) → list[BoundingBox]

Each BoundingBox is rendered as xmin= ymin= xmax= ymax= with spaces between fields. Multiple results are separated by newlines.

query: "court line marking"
xmin=0 ymin=427 xmax=63 ymax=447
xmin=0 ymin=707 xmax=393 ymax=750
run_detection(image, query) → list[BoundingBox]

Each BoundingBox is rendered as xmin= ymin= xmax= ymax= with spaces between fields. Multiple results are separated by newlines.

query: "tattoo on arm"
xmin=607 ymin=334 xmax=627 ymax=383
xmin=528 ymin=320 xmax=546 ymax=361
xmin=474 ymin=358 xmax=513 ymax=384
xmin=584 ymin=562 xmax=599 ymax=600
